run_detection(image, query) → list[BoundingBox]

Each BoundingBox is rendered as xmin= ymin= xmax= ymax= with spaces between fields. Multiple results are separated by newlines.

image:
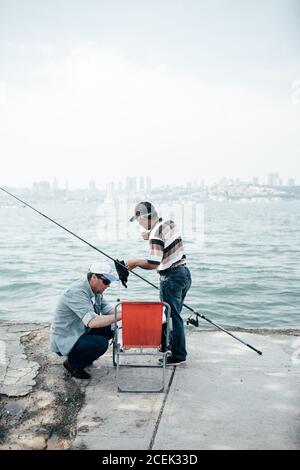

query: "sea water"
xmin=0 ymin=197 xmax=299 ymax=329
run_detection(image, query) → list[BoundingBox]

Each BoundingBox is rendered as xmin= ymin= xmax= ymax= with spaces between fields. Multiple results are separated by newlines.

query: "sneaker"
xmin=63 ymin=359 xmax=91 ymax=380
xmin=159 ymin=356 xmax=186 ymax=366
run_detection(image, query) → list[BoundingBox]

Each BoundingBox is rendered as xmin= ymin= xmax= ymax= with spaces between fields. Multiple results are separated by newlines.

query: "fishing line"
xmin=0 ymin=186 xmax=262 ymax=355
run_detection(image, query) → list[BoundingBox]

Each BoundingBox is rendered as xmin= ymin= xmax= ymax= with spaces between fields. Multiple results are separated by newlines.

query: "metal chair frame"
xmin=113 ymin=301 xmax=171 ymax=393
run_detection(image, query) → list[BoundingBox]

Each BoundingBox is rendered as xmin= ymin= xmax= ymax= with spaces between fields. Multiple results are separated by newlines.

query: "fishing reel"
xmin=187 ymin=316 xmax=199 ymax=327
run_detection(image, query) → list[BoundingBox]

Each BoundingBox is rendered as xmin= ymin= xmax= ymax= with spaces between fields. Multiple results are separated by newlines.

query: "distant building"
xmin=32 ymin=182 xmax=39 ymax=193
xmin=32 ymin=180 xmax=51 ymax=193
xmin=268 ymin=173 xmax=280 ymax=186
xmin=53 ymin=177 xmax=58 ymax=190
xmin=268 ymin=173 xmax=274 ymax=186
xmin=139 ymin=176 xmax=145 ymax=192
xmin=89 ymin=180 xmax=96 ymax=191
xmin=288 ymin=178 xmax=295 ymax=187
xmin=106 ymin=182 xmax=116 ymax=198
xmin=126 ymin=177 xmax=137 ymax=193
xmin=146 ymin=176 xmax=152 ymax=193
xmin=252 ymin=177 xmax=259 ymax=186
xmin=40 ymin=181 xmax=50 ymax=191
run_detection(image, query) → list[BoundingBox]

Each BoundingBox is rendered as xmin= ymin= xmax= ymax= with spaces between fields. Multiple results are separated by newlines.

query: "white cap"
xmin=88 ymin=261 xmax=118 ymax=282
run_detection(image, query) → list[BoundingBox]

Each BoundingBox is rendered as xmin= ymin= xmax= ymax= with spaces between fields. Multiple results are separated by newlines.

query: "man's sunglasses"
xmin=95 ymin=274 xmax=111 ymax=285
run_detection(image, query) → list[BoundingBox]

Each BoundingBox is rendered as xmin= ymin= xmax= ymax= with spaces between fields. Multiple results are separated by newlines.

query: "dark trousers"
xmin=68 ymin=326 xmax=114 ymax=370
xmin=160 ymin=266 xmax=192 ymax=361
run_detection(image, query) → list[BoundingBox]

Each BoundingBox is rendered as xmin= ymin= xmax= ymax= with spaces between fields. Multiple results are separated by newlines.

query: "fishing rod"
xmin=0 ymin=186 xmax=262 ymax=355
xmin=0 ymin=187 xmax=165 ymax=289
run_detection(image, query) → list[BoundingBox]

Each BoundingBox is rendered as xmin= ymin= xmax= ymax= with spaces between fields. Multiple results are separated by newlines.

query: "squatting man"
xmin=50 ymin=262 xmax=121 ymax=379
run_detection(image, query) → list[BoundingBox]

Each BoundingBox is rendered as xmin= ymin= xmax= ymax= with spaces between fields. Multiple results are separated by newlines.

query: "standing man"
xmin=126 ymin=201 xmax=192 ymax=365
xmin=50 ymin=262 xmax=121 ymax=379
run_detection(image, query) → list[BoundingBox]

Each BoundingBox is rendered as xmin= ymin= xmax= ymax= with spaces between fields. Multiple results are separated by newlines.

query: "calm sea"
xmin=0 ymin=197 xmax=299 ymax=329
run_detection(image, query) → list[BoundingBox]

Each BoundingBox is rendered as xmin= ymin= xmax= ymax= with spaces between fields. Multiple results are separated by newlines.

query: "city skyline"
xmin=3 ymin=171 xmax=298 ymax=193
xmin=2 ymin=172 xmax=300 ymax=205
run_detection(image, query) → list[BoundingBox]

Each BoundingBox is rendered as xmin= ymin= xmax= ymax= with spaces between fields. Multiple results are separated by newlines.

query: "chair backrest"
xmin=121 ymin=302 xmax=164 ymax=348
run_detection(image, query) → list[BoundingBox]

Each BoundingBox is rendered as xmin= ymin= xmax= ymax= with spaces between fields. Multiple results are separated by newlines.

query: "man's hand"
xmin=125 ymin=259 xmax=139 ymax=271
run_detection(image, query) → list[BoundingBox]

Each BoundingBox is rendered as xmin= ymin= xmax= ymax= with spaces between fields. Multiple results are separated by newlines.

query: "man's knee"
xmin=93 ymin=336 xmax=109 ymax=357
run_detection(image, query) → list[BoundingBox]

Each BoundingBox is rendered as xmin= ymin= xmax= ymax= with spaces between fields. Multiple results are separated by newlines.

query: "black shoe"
xmin=63 ymin=359 xmax=91 ymax=380
xmin=159 ymin=356 xmax=186 ymax=366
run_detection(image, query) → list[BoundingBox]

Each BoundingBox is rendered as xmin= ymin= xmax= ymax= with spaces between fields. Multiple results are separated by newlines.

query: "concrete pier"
xmin=1 ymin=322 xmax=299 ymax=450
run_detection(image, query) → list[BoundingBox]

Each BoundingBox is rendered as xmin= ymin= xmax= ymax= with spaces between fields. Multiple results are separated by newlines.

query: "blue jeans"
xmin=160 ymin=266 xmax=192 ymax=361
xmin=67 ymin=326 xmax=114 ymax=370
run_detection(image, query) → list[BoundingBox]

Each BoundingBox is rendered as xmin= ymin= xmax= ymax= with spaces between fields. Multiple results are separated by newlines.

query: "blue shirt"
xmin=50 ymin=277 xmax=114 ymax=355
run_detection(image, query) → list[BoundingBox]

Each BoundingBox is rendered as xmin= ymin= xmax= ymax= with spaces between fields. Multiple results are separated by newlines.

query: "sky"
xmin=0 ymin=0 xmax=299 ymax=189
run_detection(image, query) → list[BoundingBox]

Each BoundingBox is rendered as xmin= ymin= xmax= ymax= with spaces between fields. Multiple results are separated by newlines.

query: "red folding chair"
xmin=113 ymin=301 xmax=171 ymax=393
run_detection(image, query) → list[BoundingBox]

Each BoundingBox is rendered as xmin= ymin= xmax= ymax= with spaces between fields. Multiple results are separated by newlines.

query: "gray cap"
xmin=129 ymin=201 xmax=157 ymax=222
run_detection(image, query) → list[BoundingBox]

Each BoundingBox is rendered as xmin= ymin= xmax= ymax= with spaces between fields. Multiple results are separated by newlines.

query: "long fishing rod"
xmin=0 ymin=187 xmax=164 ymax=289
xmin=0 ymin=186 xmax=262 ymax=355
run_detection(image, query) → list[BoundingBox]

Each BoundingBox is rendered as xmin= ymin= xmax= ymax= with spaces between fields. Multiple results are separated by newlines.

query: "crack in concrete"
xmin=148 ymin=366 xmax=176 ymax=450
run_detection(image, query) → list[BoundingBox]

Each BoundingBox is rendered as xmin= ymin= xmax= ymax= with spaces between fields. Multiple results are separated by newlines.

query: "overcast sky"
xmin=0 ymin=0 xmax=299 ymax=188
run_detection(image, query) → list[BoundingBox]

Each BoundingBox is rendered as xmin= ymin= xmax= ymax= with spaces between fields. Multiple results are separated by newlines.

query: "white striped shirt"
xmin=147 ymin=219 xmax=186 ymax=272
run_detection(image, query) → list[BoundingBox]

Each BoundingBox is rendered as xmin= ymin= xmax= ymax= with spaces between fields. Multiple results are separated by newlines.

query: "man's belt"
xmin=158 ymin=263 xmax=186 ymax=276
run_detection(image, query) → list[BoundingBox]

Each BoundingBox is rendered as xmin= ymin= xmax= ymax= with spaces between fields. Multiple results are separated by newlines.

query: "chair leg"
xmin=162 ymin=354 xmax=166 ymax=391
xmin=116 ymin=353 xmax=166 ymax=393
xmin=116 ymin=346 xmax=120 ymax=392
xmin=113 ymin=340 xmax=117 ymax=367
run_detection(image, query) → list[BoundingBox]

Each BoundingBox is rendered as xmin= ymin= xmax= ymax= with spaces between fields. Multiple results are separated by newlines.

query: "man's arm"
xmin=64 ymin=289 xmax=99 ymax=327
xmin=126 ymin=228 xmax=164 ymax=271
xmin=88 ymin=309 xmax=121 ymax=328
xmin=125 ymin=259 xmax=158 ymax=271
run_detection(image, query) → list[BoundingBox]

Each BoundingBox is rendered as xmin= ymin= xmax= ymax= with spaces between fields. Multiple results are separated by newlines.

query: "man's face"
xmin=90 ymin=274 xmax=111 ymax=293
xmin=137 ymin=216 xmax=151 ymax=230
